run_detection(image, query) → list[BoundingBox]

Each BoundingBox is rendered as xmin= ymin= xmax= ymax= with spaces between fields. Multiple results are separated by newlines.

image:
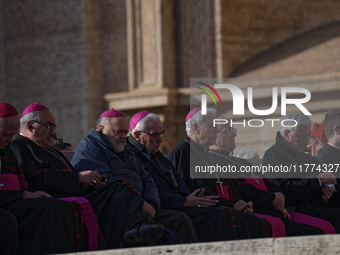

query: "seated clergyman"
xmin=10 ymin=103 xmax=165 ymax=249
xmin=71 ymin=108 xmax=197 ymax=244
xmin=262 ymin=111 xmax=340 ymax=232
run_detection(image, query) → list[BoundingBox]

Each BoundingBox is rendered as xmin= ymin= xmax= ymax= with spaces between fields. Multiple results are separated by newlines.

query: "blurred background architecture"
xmin=1 ymin=0 xmax=340 ymax=156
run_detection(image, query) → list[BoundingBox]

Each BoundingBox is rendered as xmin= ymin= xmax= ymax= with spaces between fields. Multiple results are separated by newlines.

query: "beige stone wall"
xmin=0 ymin=0 xmax=339 ymax=153
xmin=0 ymin=0 xmax=88 ymax=147
xmin=222 ymin=0 xmax=340 ymax=76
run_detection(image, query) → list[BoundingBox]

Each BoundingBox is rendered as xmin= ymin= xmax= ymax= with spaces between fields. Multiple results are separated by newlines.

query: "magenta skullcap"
xmin=100 ymin=108 xmax=125 ymax=118
xmin=0 ymin=102 xmax=18 ymax=117
xmin=130 ymin=111 xmax=150 ymax=131
xmin=185 ymin=107 xmax=201 ymax=123
xmin=22 ymin=103 xmax=49 ymax=117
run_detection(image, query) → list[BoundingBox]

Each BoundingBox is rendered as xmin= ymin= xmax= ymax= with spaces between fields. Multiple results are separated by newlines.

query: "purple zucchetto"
xmin=130 ymin=111 xmax=150 ymax=131
xmin=0 ymin=102 xmax=18 ymax=117
xmin=100 ymin=108 xmax=125 ymax=118
xmin=22 ymin=103 xmax=49 ymax=117
xmin=185 ymin=107 xmax=201 ymax=123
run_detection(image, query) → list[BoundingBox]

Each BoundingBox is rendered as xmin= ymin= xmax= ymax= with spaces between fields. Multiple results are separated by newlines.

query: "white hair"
xmin=20 ymin=111 xmax=42 ymax=130
xmin=279 ymin=111 xmax=311 ymax=135
xmin=131 ymin=113 xmax=160 ymax=136
xmin=185 ymin=108 xmax=216 ymax=136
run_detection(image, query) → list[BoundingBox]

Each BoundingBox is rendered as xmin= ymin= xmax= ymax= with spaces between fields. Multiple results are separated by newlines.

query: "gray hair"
xmin=20 ymin=111 xmax=42 ymax=130
xmin=131 ymin=113 xmax=160 ymax=136
xmin=323 ymin=109 xmax=340 ymax=139
xmin=279 ymin=111 xmax=312 ymax=135
xmin=96 ymin=117 xmax=110 ymax=129
xmin=186 ymin=108 xmax=216 ymax=136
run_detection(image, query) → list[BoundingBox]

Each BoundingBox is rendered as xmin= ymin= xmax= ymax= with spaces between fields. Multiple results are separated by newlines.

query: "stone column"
xmin=105 ymin=0 xmax=180 ymax=153
xmin=105 ymin=0 xmax=223 ymax=153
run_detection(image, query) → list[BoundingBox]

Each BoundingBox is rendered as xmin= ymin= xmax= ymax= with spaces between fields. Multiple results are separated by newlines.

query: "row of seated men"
xmin=1 ymin=102 xmax=340 ymax=255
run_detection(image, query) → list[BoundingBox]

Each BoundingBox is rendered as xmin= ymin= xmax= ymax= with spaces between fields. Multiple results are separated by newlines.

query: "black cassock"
xmin=127 ymin=136 xmax=270 ymax=241
xmin=208 ymin=149 xmax=325 ymax=236
xmin=10 ymin=135 xmax=145 ymax=249
xmin=263 ymin=132 xmax=340 ymax=232
xmin=0 ymin=147 xmax=85 ymax=255
xmin=0 ymin=200 xmax=18 ymax=255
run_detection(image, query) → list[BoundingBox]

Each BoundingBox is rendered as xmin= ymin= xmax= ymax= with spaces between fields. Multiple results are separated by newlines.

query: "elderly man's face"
xmin=137 ymin=118 xmax=163 ymax=154
xmin=283 ymin=124 xmax=311 ymax=152
xmin=195 ymin=113 xmax=217 ymax=147
xmin=215 ymin=123 xmax=237 ymax=152
xmin=0 ymin=115 xmax=20 ymax=149
xmin=28 ymin=110 xmax=57 ymax=147
xmin=100 ymin=117 xmax=128 ymax=153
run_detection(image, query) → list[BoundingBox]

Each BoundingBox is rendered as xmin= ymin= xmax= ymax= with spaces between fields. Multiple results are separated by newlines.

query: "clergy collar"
xmin=209 ymin=149 xmax=233 ymax=157
xmin=127 ymin=135 xmax=150 ymax=156
xmin=19 ymin=133 xmax=45 ymax=148
xmin=89 ymin=129 xmax=116 ymax=152
xmin=275 ymin=131 xmax=295 ymax=152
xmin=185 ymin=137 xmax=209 ymax=153
xmin=327 ymin=143 xmax=340 ymax=151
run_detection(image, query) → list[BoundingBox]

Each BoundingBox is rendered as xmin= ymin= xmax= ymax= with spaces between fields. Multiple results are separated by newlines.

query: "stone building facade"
xmin=1 ymin=0 xmax=339 ymax=156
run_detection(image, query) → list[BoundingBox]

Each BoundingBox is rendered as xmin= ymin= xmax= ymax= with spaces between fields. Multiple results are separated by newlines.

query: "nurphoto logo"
xmin=193 ymin=78 xmax=312 ymax=129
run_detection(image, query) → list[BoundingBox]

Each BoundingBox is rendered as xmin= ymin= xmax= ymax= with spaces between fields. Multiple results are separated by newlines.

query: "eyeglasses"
xmin=31 ymin=120 xmax=57 ymax=130
xmin=220 ymin=127 xmax=237 ymax=134
xmin=139 ymin=130 xmax=165 ymax=138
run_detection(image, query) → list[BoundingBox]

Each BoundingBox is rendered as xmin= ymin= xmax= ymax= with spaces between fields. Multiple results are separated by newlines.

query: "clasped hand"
xmin=183 ymin=188 xmax=219 ymax=207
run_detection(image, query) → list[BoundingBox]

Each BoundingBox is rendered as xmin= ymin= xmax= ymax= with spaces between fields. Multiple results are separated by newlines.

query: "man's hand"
xmin=272 ymin=192 xmax=290 ymax=219
xmin=306 ymin=137 xmax=325 ymax=156
xmin=23 ymin=191 xmax=52 ymax=199
xmin=78 ymin=170 xmax=107 ymax=188
xmin=321 ymin=186 xmax=333 ymax=203
xmin=143 ymin=201 xmax=156 ymax=218
xmin=183 ymin=189 xmax=219 ymax=207
xmin=318 ymin=172 xmax=337 ymax=185
xmin=233 ymin=200 xmax=253 ymax=214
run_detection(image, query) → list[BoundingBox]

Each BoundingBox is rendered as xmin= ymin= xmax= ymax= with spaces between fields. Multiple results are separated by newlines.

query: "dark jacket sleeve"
xmin=73 ymin=138 xmax=161 ymax=210
xmin=10 ymin=137 xmax=79 ymax=197
xmin=168 ymin=147 xmax=188 ymax=181
xmin=72 ymin=141 xmax=111 ymax=175
xmin=158 ymin=190 xmax=187 ymax=209
xmin=138 ymin=162 xmax=161 ymax=210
